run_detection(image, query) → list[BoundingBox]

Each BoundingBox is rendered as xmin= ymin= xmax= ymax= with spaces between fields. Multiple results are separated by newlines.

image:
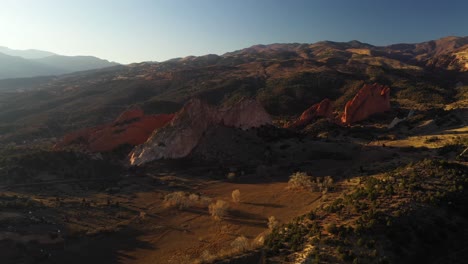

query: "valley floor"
xmin=0 ymin=112 xmax=466 ymax=264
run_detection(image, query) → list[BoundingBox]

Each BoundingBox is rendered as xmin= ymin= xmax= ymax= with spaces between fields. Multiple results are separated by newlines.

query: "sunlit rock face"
xmin=341 ymin=83 xmax=391 ymax=125
xmin=54 ymin=107 xmax=174 ymax=152
xmin=129 ymin=99 xmax=217 ymax=164
xmin=285 ymin=98 xmax=334 ymax=128
xmin=128 ymin=98 xmax=272 ymax=166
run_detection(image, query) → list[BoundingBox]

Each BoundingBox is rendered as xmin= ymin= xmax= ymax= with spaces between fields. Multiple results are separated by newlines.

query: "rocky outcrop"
xmin=387 ymin=109 xmax=414 ymax=129
xmin=285 ymin=84 xmax=391 ymax=128
xmin=220 ymin=98 xmax=274 ymax=129
xmin=189 ymin=126 xmax=268 ymax=165
xmin=285 ymin=98 xmax=333 ymax=128
xmin=54 ymin=107 xmax=174 ymax=152
xmin=128 ymin=98 xmax=272 ymax=166
xmin=341 ymin=83 xmax=391 ymax=124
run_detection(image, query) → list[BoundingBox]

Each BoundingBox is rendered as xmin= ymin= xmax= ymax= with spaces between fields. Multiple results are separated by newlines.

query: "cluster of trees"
xmin=288 ymin=172 xmax=334 ymax=193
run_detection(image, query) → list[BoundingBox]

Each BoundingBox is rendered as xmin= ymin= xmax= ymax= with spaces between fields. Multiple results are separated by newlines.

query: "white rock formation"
xmin=128 ymin=98 xmax=272 ymax=166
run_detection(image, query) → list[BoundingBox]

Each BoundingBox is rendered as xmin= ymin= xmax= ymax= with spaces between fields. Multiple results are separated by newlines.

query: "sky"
xmin=1 ymin=0 xmax=468 ymax=64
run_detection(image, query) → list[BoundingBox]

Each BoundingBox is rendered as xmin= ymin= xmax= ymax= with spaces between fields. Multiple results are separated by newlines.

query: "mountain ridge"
xmin=0 ymin=36 xmax=466 ymax=143
xmin=0 ymin=46 xmax=57 ymax=59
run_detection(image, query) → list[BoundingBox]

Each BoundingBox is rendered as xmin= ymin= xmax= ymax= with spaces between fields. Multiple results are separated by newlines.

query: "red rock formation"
xmin=341 ymin=83 xmax=391 ymax=125
xmin=129 ymin=98 xmax=272 ymax=165
xmin=286 ymin=98 xmax=334 ymax=128
xmin=54 ymin=107 xmax=174 ymax=152
xmin=115 ymin=107 xmax=145 ymax=124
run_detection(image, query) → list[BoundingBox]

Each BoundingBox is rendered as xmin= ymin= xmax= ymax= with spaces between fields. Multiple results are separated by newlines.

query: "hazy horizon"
xmin=1 ymin=0 xmax=468 ymax=64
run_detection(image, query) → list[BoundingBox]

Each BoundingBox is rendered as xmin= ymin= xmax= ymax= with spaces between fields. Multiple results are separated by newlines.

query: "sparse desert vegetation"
xmin=265 ymin=159 xmax=468 ymax=263
xmin=163 ymin=191 xmax=211 ymax=209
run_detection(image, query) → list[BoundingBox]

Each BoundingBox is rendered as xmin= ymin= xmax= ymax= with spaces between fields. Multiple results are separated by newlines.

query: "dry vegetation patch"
xmin=288 ymin=172 xmax=334 ymax=193
xmin=209 ymin=200 xmax=229 ymax=221
xmin=163 ymin=191 xmax=212 ymax=210
xmin=231 ymin=189 xmax=241 ymax=203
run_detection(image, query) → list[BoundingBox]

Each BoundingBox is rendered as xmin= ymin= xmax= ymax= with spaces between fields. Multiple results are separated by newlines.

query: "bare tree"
xmin=268 ymin=216 xmax=279 ymax=230
xmin=209 ymin=200 xmax=229 ymax=221
xmin=230 ymin=236 xmax=249 ymax=252
xmin=232 ymin=189 xmax=241 ymax=203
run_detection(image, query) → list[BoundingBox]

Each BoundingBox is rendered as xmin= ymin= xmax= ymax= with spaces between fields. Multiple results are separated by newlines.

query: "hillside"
xmin=0 ymin=36 xmax=467 ymax=143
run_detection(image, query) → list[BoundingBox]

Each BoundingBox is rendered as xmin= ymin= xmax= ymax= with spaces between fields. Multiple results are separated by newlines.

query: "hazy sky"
xmin=1 ymin=0 xmax=467 ymax=64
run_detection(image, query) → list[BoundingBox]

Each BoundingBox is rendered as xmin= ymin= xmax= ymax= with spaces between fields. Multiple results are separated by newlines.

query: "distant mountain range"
xmin=0 ymin=46 xmax=119 ymax=79
xmin=0 ymin=46 xmax=57 ymax=59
